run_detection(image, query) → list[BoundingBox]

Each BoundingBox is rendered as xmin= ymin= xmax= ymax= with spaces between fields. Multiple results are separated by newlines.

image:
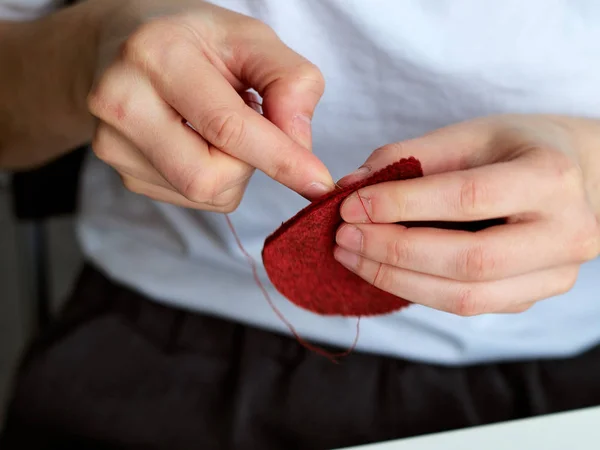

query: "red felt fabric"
xmin=262 ymin=157 xmax=423 ymax=317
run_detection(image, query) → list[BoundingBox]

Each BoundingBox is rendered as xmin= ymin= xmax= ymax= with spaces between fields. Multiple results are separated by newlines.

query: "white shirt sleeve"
xmin=0 ymin=0 xmax=63 ymax=21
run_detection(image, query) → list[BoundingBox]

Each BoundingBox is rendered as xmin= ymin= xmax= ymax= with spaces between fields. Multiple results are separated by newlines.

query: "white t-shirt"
xmin=0 ymin=0 xmax=61 ymax=20
xmin=9 ymin=0 xmax=600 ymax=365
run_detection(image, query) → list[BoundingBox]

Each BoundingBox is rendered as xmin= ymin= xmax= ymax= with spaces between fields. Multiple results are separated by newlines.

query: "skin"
xmin=335 ymin=115 xmax=600 ymax=316
xmin=1 ymin=2 xmax=598 ymax=316
xmin=0 ymin=0 xmax=335 ymax=207
xmin=0 ymin=3 xmax=100 ymax=166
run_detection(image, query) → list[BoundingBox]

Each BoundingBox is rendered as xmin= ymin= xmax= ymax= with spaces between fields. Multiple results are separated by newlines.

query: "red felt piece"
xmin=262 ymin=157 xmax=423 ymax=317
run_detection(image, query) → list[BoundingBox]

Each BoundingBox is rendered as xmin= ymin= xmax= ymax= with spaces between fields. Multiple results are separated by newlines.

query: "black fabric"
xmin=2 ymin=264 xmax=600 ymax=450
xmin=10 ymin=146 xmax=87 ymax=220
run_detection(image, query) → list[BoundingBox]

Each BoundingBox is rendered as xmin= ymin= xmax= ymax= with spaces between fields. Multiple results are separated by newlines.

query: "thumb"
xmin=337 ymin=119 xmax=495 ymax=186
xmin=233 ymin=29 xmax=325 ymax=152
xmin=162 ymin=12 xmax=335 ymax=199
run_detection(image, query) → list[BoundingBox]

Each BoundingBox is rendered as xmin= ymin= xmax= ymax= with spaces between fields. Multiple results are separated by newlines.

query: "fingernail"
xmin=340 ymin=192 xmax=371 ymax=223
xmin=337 ymin=166 xmax=371 ymax=187
xmin=305 ymin=181 xmax=333 ymax=199
xmin=336 ymin=224 xmax=363 ymax=252
xmin=292 ymin=114 xmax=312 ymax=150
xmin=350 ymin=166 xmax=371 ymax=179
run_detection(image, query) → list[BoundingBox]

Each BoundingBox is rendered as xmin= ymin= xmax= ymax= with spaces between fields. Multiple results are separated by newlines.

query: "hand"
xmin=334 ymin=115 xmax=600 ymax=316
xmin=87 ymin=0 xmax=334 ymax=212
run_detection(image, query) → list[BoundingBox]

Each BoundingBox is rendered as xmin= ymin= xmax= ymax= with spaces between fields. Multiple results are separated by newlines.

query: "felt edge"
xmin=262 ymin=157 xmax=423 ymax=251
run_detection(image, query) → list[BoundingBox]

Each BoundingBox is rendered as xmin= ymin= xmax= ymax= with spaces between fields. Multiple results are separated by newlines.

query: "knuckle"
xmin=386 ymin=237 xmax=412 ymax=267
xmin=531 ymin=148 xmax=584 ymax=201
xmin=570 ymin=216 xmax=600 ymax=262
xmin=121 ymin=175 xmax=143 ymax=195
xmin=91 ymin=128 xmax=117 ymax=165
xmin=87 ymin=78 xmax=118 ymax=121
xmin=119 ymin=24 xmax=159 ymax=68
xmin=268 ymin=155 xmax=300 ymax=185
xmin=211 ymin=191 xmax=244 ymax=213
xmin=556 ymin=267 xmax=580 ymax=295
xmin=180 ymin=170 xmax=213 ymax=204
xmin=456 ymin=244 xmax=494 ymax=281
xmin=179 ymin=163 xmax=250 ymax=206
xmin=450 ymin=286 xmax=482 ymax=317
xmin=87 ymin=72 xmax=135 ymax=126
xmin=203 ymin=111 xmax=246 ymax=150
xmin=121 ymin=22 xmax=165 ymax=65
xmin=546 ymin=151 xmax=583 ymax=195
xmin=560 ymin=164 xmax=583 ymax=193
xmin=457 ymin=176 xmax=487 ymax=217
xmin=119 ymin=27 xmax=146 ymax=62
xmin=121 ymin=20 xmax=196 ymax=75
xmin=86 ymin=86 xmax=104 ymax=118
xmin=380 ymin=190 xmax=410 ymax=224
xmin=294 ymin=61 xmax=326 ymax=96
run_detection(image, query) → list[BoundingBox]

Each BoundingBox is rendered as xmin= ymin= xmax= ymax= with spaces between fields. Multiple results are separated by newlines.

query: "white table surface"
xmin=338 ymin=406 xmax=600 ymax=450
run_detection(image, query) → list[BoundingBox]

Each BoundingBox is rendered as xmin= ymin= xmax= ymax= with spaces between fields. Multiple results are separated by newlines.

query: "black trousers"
xmin=2 ymin=264 xmax=600 ymax=450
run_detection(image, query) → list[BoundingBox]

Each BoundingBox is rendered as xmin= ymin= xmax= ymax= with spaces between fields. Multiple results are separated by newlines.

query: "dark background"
xmin=0 ymin=174 xmax=82 ymax=422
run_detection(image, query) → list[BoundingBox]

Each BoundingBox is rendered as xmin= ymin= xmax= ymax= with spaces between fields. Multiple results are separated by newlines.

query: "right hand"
xmin=87 ymin=0 xmax=334 ymax=212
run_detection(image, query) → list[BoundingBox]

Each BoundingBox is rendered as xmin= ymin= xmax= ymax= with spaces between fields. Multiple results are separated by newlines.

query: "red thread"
xmin=358 ymin=184 xmax=383 ymax=294
xmin=225 ymin=214 xmax=360 ymax=363
xmin=224 ymin=157 xmax=504 ymax=360
xmin=372 ymin=263 xmax=384 ymax=288
xmin=356 ymin=190 xmax=375 ymax=224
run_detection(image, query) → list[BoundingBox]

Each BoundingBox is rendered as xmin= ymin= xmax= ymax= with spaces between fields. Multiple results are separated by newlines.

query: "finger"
xmin=498 ymin=302 xmax=535 ymax=314
xmin=236 ymin=36 xmax=325 ymax=152
xmin=336 ymin=221 xmax=574 ymax=282
xmin=184 ymin=90 xmax=263 ymax=138
xmin=139 ymin=36 xmax=334 ymax=198
xmin=333 ymin=249 xmax=580 ymax=315
xmin=340 ymin=157 xmax=555 ymax=224
xmin=337 ymin=117 xmax=497 ymax=186
xmin=120 ymin=174 xmax=247 ymax=212
xmin=92 ymin=123 xmax=175 ymax=190
xmin=90 ymin=67 xmax=255 ymax=203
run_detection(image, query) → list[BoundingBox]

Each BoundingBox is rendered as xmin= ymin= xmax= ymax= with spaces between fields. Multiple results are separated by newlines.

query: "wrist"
xmin=51 ymin=0 xmax=116 ymax=130
xmin=0 ymin=0 xmax=117 ymax=168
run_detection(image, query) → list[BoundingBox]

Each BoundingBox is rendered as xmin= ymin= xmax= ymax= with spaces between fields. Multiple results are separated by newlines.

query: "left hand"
xmin=334 ymin=114 xmax=600 ymax=316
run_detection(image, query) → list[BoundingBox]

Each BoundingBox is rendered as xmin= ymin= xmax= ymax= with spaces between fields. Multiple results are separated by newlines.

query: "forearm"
xmin=0 ymin=1 xmax=113 ymax=169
